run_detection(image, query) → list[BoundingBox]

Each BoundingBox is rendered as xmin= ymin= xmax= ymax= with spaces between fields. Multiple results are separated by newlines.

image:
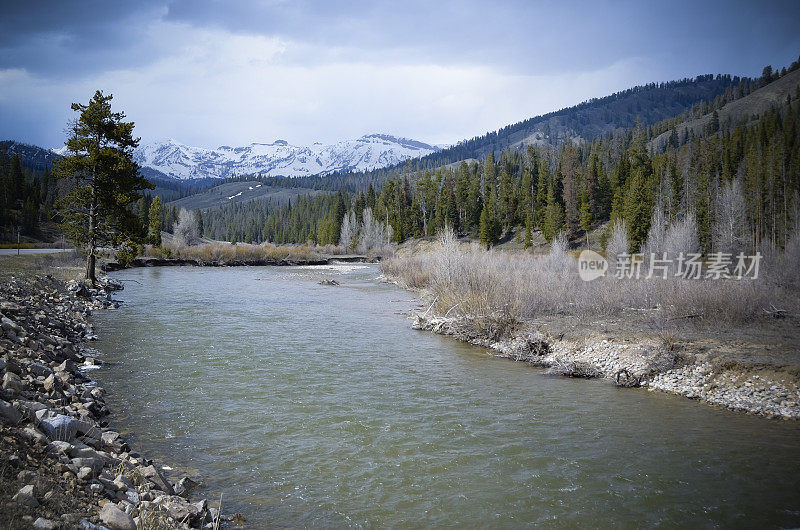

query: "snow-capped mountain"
xmin=130 ymin=134 xmax=439 ymax=180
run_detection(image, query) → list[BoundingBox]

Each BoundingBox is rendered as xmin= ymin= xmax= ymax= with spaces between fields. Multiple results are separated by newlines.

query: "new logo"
xmin=578 ymin=250 xmax=608 ymax=281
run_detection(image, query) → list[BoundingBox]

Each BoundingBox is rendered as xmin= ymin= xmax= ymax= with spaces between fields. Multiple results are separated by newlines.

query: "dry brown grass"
xmin=381 ymin=228 xmax=799 ymax=326
xmin=143 ymin=242 xmax=324 ymax=263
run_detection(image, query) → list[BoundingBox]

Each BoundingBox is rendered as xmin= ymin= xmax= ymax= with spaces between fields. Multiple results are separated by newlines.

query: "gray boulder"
xmin=155 ymin=494 xmax=201 ymax=523
xmin=2 ymin=371 xmax=23 ymax=393
xmin=99 ymin=502 xmax=136 ymax=530
xmin=12 ymin=484 xmax=38 ymax=508
xmin=0 ymin=399 xmax=21 ymax=424
xmin=35 ymin=409 xmax=79 ymax=442
xmin=141 ymin=465 xmax=175 ymax=495
xmin=32 ymin=518 xmax=58 ymax=530
xmin=29 ymin=362 xmax=54 ymax=378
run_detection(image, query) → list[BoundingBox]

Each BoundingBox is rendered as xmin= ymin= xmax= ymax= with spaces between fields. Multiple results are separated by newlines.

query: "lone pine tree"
xmin=55 ymin=90 xmax=152 ymax=283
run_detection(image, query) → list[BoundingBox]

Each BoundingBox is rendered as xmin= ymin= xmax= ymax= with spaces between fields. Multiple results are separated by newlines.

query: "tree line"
xmin=213 ymin=73 xmax=799 ymax=258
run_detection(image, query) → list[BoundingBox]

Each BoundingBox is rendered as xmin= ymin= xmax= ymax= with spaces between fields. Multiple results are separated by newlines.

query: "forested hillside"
xmin=0 ymin=143 xmax=60 ymax=241
xmin=382 ymin=73 xmax=759 ymax=169
xmin=205 ymin=59 xmax=800 ymax=256
xmin=3 ymin=59 xmax=799 ymax=253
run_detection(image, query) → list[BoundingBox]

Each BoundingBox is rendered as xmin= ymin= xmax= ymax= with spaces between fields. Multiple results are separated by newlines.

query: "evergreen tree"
xmin=542 ymin=183 xmax=565 ymax=243
xmin=54 ymin=91 xmax=152 ymax=282
xmin=579 ymin=196 xmax=592 ymax=247
xmin=148 ymin=196 xmax=163 ymax=247
xmin=478 ymin=193 xmax=501 ymax=248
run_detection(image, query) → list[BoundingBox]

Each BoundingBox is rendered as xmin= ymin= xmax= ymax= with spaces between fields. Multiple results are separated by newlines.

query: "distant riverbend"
xmin=92 ymin=264 xmax=800 ymax=528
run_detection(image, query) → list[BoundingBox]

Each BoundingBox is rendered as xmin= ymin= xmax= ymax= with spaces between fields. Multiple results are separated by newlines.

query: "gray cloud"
xmin=1 ymin=1 xmax=799 ymax=149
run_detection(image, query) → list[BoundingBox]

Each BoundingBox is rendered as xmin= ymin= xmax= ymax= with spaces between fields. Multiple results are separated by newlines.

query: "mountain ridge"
xmin=129 ymin=133 xmax=440 ymax=180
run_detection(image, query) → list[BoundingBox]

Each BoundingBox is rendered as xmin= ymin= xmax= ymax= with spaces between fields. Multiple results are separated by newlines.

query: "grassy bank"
xmin=0 ymin=251 xmax=85 ymax=282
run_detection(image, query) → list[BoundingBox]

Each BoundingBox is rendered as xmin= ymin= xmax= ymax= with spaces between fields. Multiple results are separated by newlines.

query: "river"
xmin=91 ymin=264 xmax=800 ymax=528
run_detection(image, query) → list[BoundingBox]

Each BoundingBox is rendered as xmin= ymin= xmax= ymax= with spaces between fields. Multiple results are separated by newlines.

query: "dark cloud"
xmin=0 ymin=1 xmax=166 ymax=75
xmin=1 ymin=0 xmax=799 ymax=148
xmin=2 ymin=0 xmax=800 ymax=78
xmin=162 ymin=0 xmax=800 ymax=75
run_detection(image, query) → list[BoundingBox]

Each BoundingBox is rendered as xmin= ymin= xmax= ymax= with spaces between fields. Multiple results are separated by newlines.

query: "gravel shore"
xmin=0 ymin=275 xmax=234 ymax=529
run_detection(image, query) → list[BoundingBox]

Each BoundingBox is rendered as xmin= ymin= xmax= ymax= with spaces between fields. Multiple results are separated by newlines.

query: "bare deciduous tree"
xmin=357 ymin=208 xmax=386 ymax=253
xmin=173 ymin=208 xmax=200 ymax=247
xmin=663 ymin=211 xmax=700 ymax=262
xmin=643 ymin=203 xmax=667 ymax=255
xmin=713 ymin=179 xmax=747 ymax=255
xmin=339 ymin=210 xmax=357 ymax=252
xmin=606 ymin=220 xmax=629 ymax=263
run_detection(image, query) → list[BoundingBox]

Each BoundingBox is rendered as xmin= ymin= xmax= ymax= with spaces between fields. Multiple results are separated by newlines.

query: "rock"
xmin=3 ymin=356 xmax=22 ymax=375
xmin=16 ymin=399 xmax=48 ymax=415
xmin=29 ymin=362 xmax=54 ymax=377
xmin=12 ymin=484 xmax=39 ymax=508
xmin=114 ymin=474 xmax=133 ymax=490
xmin=99 ymin=502 xmax=136 ymax=530
xmin=44 ymin=373 xmax=59 ymax=392
xmin=155 ymin=494 xmax=201 ymax=522
xmin=36 ymin=409 xmax=79 ymax=442
xmin=32 ymin=517 xmax=58 ymax=530
xmin=0 ymin=398 xmax=22 ymax=424
xmin=141 ymin=465 xmax=175 ymax=495
xmin=47 ymin=440 xmax=75 ymax=455
xmin=2 ymin=371 xmax=23 ymax=393
xmin=18 ymin=469 xmax=37 ymax=482
xmin=0 ymin=301 xmax=23 ymax=314
xmin=22 ymin=426 xmax=50 ymax=445
xmin=71 ymin=456 xmax=104 ymax=474
xmin=78 ymin=466 xmax=95 ymax=481
xmin=56 ymin=359 xmax=78 ymax=373
xmin=78 ymin=520 xmax=105 ymax=530
xmin=123 ymin=488 xmax=139 ymax=506
xmin=102 ymin=431 xmax=126 ymax=453
xmin=174 ymin=476 xmax=199 ymax=497
xmin=76 ymin=419 xmax=103 ymax=439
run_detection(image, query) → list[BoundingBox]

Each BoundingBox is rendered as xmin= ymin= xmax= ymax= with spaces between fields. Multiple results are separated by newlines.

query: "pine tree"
xmin=148 ymin=196 xmax=162 ymax=247
xmin=542 ymin=183 xmax=565 ymax=243
xmin=478 ymin=193 xmax=501 ymax=249
xmin=623 ymin=170 xmax=652 ymax=253
xmin=560 ymin=141 xmax=581 ymax=235
xmin=523 ymin=213 xmax=533 ymax=249
xmin=579 ymin=197 xmax=592 ymax=247
xmin=55 ymin=91 xmax=153 ymax=282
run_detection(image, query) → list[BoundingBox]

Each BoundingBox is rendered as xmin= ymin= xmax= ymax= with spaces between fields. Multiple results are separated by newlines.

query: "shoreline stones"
xmin=0 ymin=274 xmax=228 ymax=528
xmin=413 ymin=313 xmax=800 ymax=420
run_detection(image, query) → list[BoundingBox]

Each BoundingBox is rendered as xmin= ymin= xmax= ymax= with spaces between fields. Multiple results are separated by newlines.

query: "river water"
xmin=91 ymin=265 xmax=800 ymax=528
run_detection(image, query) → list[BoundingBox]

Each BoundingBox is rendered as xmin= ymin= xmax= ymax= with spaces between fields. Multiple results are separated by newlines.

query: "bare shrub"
xmin=173 ymin=209 xmax=200 ymax=247
xmin=606 ymin=220 xmax=629 ymax=262
xmin=663 ymin=212 xmax=699 ymax=257
xmin=380 ymin=228 xmax=798 ymax=327
xmin=145 ymin=241 xmax=321 ymax=264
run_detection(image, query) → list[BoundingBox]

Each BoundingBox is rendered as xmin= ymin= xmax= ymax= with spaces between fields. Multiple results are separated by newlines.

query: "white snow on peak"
xmin=131 ymin=134 xmax=440 ymax=180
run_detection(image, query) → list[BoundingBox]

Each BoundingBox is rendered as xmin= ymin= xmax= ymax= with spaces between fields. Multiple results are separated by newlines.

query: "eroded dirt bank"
xmin=411 ymin=312 xmax=800 ymax=420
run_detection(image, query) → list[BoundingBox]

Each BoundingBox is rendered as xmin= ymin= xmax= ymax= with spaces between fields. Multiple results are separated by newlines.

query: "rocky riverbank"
xmin=0 ymin=275 xmax=232 ymax=529
xmin=412 ymin=314 xmax=800 ymax=420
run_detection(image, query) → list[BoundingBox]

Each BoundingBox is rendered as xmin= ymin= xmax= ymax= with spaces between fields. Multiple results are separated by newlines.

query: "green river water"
xmin=90 ymin=264 xmax=800 ymax=528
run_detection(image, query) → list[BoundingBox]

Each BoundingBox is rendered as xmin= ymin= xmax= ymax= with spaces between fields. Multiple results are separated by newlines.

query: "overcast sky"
xmin=1 ymin=0 xmax=799 ymax=149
